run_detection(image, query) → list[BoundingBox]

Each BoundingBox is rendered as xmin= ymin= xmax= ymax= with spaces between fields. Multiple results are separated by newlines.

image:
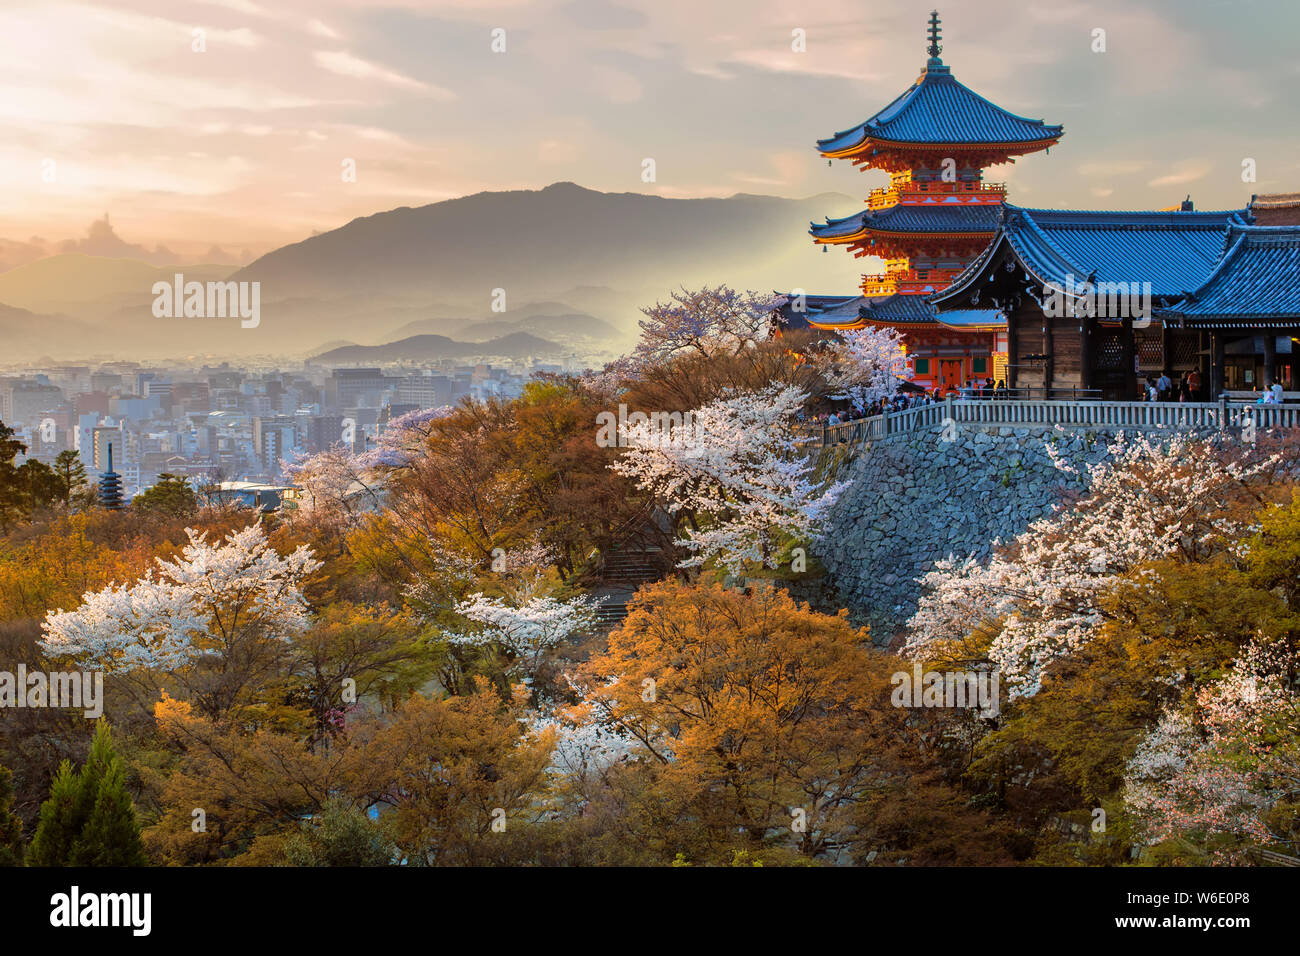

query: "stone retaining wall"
xmin=815 ymin=423 xmax=1124 ymax=644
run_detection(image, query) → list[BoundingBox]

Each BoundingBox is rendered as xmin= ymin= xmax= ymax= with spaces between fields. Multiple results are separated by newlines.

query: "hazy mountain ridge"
xmin=384 ymin=309 xmax=624 ymax=346
xmin=0 ymin=301 xmax=109 ymax=358
xmin=0 ymin=256 xmax=233 ymax=317
xmin=1 ymin=183 xmax=857 ymax=362
xmin=310 ymin=331 xmax=566 ymax=365
xmin=232 ymin=183 xmax=851 ymax=303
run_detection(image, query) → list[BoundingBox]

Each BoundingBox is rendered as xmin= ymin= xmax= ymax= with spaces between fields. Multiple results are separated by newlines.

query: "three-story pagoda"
xmin=791 ymin=12 xmax=1063 ymax=393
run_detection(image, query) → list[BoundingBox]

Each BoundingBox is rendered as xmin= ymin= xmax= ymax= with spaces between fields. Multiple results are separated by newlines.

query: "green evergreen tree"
xmin=0 ymin=764 xmax=23 ymax=866
xmin=52 ymin=450 xmax=88 ymax=506
xmin=16 ymin=458 xmax=62 ymax=512
xmin=0 ymin=420 xmax=29 ymax=527
xmin=132 ymin=472 xmax=198 ymax=517
xmin=0 ymin=422 xmax=62 ymax=520
xmin=27 ymin=721 xmax=147 ymax=866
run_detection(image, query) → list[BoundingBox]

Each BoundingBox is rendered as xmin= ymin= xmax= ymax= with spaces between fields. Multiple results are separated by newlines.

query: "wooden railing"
xmin=1249 ymin=847 xmax=1300 ymax=867
xmin=866 ymin=180 xmax=1007 ymax=210
xmin=795 ymin=397 xmax=1300 ymax=449
xmin=860 ymin=268 xmax=965 ymax=296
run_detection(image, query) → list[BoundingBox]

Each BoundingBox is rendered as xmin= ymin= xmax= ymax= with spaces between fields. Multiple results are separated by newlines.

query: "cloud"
xmin=1077 ymin=161 xmax=1147 ymax=176
xmin=730 ymin=151 xmax=810 ymax=189
xmin=726 ymin=48 xmax=883 ymax=82
xmin=0 ymin=0 xmax=1290 ymax=258
xmin=194 ymin=0 xmax=273 ymax=15
xmin=1147 ymin=164 xmax=1211 ymax=187
xmin=209 ymin=26 xmax=263 ymax=48
xmin=307 ymin=18 xmax=340 ymax=39
xmin=687 ymin=65 xmax=734 ymax=81
xmin=313 ymin=49 xmax=455 ymax=98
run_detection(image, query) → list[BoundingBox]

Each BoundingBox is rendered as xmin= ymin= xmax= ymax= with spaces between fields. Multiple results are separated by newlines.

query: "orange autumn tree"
xmin=144 ymin=691 xmax=345 ymax=864
xmin=0 ymin=513 xmax=153 ymax=623
xmin=143 ymin=681 xmax=555 ymax=866
xmin=575 ymin=579 xmax=891 ymax=862
xmin=375 ymin=679 xmax=556 ymax=865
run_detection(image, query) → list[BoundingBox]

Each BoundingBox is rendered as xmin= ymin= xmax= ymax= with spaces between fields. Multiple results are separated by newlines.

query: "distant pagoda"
xmin=98 ymin=443 xmax=125 ymax=510
xmin=791 ymin=11 xmax=1063 ymax=392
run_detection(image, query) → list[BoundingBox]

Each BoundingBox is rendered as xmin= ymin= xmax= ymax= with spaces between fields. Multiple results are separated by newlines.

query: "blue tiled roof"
xmin=810 ymin=202 xmax=1002 ymax=240
xmin=1161 ymin=225 xmax=1300 ymax=322
xmin=818 ymin=62 xmax=1063 ymax=153
xmin=775 ymin=293 xmax=863 ymax=330
xmin=861 ymin=294 xmax=944 ymax=324
xmin=934 ymin=205 xmax=1251 ymax=306
xmin=778 ymin=292 xmax=1003 ymax=329
xmin=856 ymin=295 xmax=1004 ymax=327
xmin=936 ymin=309 xmax=1007 ymax=330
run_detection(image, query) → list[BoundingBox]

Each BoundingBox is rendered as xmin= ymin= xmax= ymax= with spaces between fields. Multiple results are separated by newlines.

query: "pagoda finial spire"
xmin=926 ymin=10 xmax=943 ymax=61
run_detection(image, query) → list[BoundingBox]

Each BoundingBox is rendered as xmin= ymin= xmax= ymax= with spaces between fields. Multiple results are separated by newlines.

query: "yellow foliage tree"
xmin=576 ymin=579 xmax=889 ymax=861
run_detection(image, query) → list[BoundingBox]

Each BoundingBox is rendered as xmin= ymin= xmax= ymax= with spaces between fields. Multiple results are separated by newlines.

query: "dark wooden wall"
xmin=1006 ymin=301 xmax=1089 ymax=396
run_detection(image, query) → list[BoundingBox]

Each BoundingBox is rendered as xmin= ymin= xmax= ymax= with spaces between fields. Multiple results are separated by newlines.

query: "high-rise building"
xmin=252 ymin=415 xmax=298 ymax=477
xmin=169 ymin=382 xmax=210 ymax=414
xmin=325 ymin=368 xmax=389 ymax=410
xmin=3 ymin=382 xmax=65 ymax=426
xmin=90 ymin=371 xmax=123 ymax=393
xmin=74 ymin=391 xmax=111 ymax=418
xmin=301 ymin=414 xmax=345 ymax=454
xmin=92 ymin=425 xmax=124 ymax=472
xmin=395 ymin=374 xmax=453 ymax=407
xmin=143 ymin=379 xmax=173 ymax=406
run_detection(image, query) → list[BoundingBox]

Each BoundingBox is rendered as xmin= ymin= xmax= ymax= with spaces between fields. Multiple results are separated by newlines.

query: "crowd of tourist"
xmin=1140 ymin=369 xmax=1286 ymax=404
xmin=804 ymin=371 xmax=1289 ymax=431
xmin=804 ymin=378 xmax=1015 ymax=428
xmin=1141 ymin=370 xmax=1204 ymax=403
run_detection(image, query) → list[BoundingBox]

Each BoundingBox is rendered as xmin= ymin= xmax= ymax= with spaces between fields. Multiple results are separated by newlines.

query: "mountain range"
xmin=0 ymin=183 xmax=857 ymax=362
xmin=310 ymin=332 xmax=567 ymax=365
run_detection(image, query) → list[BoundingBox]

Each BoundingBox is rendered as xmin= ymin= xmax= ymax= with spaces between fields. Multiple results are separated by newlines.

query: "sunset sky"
xmin=1 ymin=0 xmax=1296 ymax=263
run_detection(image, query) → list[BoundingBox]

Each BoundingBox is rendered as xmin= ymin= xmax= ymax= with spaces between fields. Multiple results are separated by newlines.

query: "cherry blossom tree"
xmin=905 ymin=431 xmax=1284 ymax=698
xmin=610 ymin=382 xmax=846 ymax=574
xmin=817 ymin=325 xmax=911 ymax=409
xmin=1124 ymin=638 xmax=1299 ymax=861
xmin=284 ymin=406 xmax=449 ymax=525
xmin=449 ymin=592 xmax=599 ymax=678
xmin=41 ymin=523 xmax=321 ymax=715
xmin=38 ymin=578 xmax=201 ymax=672
xmin=531 ymin=706 xmax=639 ymax=785
xmin=629 ymin=285 xmax=786 ymax=370
xmin=582 ymin=357 xmax=638 ymax=400
xmin=284 ymin=445 xmax=383 ymax=527
xmin=357 ymin=406 xmax=450 ymax=470
xmin=435 ymin=541 xmax=600 ymax=680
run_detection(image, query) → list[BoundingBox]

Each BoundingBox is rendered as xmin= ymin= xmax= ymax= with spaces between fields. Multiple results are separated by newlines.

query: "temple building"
xmin=931 ymin=205 xmax=1252 ymax=400
xmin=1157 ymin=223 xmax=1300 ymax=397
xmin=781 ymin=11 xmax=1062 ymax=392
xmin=778 ymin=13 xmax=1300 ymax=403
